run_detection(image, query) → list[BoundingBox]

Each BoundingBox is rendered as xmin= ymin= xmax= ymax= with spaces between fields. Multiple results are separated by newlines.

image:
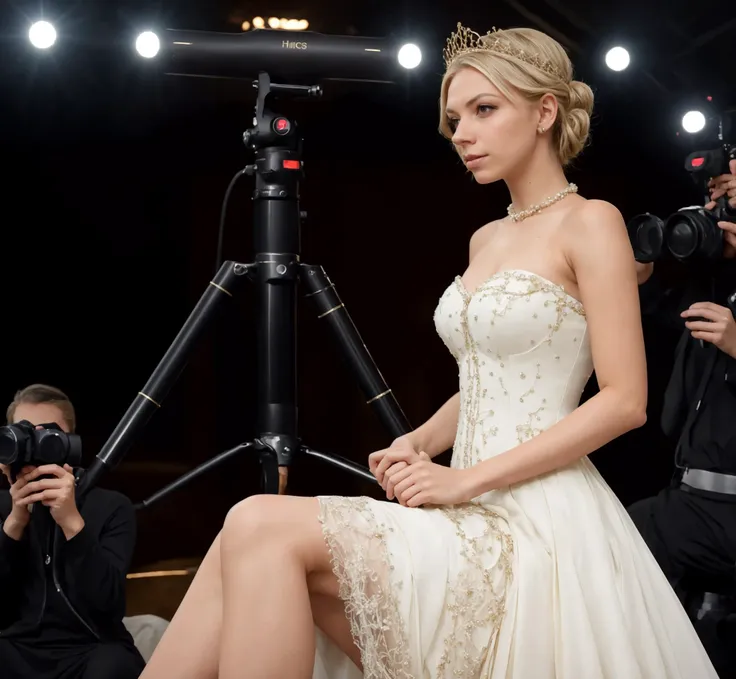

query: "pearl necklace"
xmin=507 ymin=183 xmax=578 ymax=222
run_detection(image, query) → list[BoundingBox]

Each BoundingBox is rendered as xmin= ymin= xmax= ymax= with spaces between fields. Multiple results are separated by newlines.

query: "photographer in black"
xmin=0 ymin=384 xmax=145 ymax=679
xmin=628 ymin=159 xmax=736 ymax=676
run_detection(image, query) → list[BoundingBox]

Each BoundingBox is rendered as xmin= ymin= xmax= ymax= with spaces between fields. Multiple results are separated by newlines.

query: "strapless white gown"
xmin=313 ymin=269 xmax=718 ymax=678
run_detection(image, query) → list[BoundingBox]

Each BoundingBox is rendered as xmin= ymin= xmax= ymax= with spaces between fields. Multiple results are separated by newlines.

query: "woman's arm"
xmin=377 ymin=393 xmax=460 ymax=496
xmin=377 ymin=221 xmax=499 ymax=481
xmin=401 ymin=392 xmax=460 ymax=458
xmin=465 ymin=200 xmax=648 ymax=497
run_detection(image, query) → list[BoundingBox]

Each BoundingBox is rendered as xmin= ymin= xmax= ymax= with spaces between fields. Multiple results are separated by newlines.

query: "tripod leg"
xmin=135 ymin=442 xmax=257 ymax=510
xmin=300 ymin=264 xmax=412 ymax=439
xmin=302 ymin=445 xmax=378 ymax=484
xmin=79 ymin=261 xmax=253 ymax=497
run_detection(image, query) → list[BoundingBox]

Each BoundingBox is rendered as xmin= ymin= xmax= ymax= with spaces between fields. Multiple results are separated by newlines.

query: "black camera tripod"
xmin=78 ymin=72 xmax=411 ymax=504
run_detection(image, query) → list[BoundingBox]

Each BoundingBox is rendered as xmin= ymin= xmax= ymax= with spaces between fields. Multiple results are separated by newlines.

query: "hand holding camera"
xmin=705 ymin=159 xmax=736 ymax=257
xmin=681 ymin=302 xmax=736 ymax=358
xmin=1 ymin=463 xmax=35 ymax=540
xmin=708 ymin=158 xmax=736 ymax=208
xmin=1 ymin=462 xmax=84 ymax=539
xmin=1 ymin=421 xmax=85 ymax=539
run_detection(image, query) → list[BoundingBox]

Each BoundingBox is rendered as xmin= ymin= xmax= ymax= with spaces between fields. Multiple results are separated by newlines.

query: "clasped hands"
xmin=368 ymin=438 xmax=473 ymax=508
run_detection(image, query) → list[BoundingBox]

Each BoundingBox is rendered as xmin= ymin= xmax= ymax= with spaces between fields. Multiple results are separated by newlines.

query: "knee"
xmin=221 ymin=494 xmax=288 ymax=555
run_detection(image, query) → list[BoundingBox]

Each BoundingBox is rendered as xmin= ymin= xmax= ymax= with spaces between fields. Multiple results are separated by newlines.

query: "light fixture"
xmin=135 ymin=31 xmax=161 ymax=58
xmin=29 ymin=20 xmax=57 ymax=49
xmin=605 ymin=46 xmax=630 ymax=72
xmin=397 ymin=43 xmax=422 ymax=69
xmin=681 ymin=110 xmax=707 ymax=134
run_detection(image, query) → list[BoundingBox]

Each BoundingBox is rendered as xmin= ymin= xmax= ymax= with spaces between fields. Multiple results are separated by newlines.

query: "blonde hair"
xmin=439 ymin=27 xmax=594 ymax=166
xmin=6 ymin=383 xmax=76 ymax=433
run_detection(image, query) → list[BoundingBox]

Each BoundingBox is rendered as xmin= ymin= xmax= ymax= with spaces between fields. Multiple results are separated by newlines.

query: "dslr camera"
xmin=628 ymin=111 xmax=736 ymax=263
xmin=0 ymin=420 xmax=82 ymax=483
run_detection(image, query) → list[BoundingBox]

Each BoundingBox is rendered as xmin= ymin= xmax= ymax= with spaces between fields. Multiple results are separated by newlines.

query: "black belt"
xmin=681 ymin=468 xmax=736 ymax=496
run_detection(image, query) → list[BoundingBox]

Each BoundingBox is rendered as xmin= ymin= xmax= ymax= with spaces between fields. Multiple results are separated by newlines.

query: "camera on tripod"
xmin=627 ymin=112 xmax=736 ymax=263
xmin=0 ymin=420 xmax=82 ymax=482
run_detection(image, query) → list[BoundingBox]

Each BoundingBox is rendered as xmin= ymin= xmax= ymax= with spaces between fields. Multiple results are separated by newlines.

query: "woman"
xmin=141 ymin=24 xmax=719 ymax=678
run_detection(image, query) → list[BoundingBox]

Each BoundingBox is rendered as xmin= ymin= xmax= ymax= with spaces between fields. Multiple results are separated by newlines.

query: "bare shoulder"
xmin=563 ymin=199 xmax=632 ymax=270
xmin=566 ymin=198 xmax=626 ymax=241
xmin=469 ymin=219 xmax=502 ymax=261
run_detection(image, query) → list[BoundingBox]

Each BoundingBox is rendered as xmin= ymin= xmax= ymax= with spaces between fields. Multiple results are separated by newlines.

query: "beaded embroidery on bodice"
xmin=434 ymin=269 xmax=592 ymax=470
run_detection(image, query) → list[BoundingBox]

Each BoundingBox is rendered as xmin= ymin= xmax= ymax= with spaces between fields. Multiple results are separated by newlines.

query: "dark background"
xmin=0 ymin=0 xmax=733 ymax=570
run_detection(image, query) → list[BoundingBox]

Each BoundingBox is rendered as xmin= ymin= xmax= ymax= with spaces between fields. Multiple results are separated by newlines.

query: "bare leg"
xmin=311 ymin=593 xmax=362 ymax=670
xmin=140 ymin=495 xmax=360 ymax=679
xmin=140 ymin=535 xmax=223 ymax=679
xmin=218 ymin=495 xmax=351 ymax=679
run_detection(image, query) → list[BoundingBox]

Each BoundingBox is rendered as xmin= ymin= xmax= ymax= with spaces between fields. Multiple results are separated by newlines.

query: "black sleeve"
xmin=0 ymin=492 xmax=29 ymax=592
xmin=0 ymin=492 xmax=29 ymax=625
xmin=62 ymin=494 xmax=137 ymax=622
xmin=659 ymin=329 xmax=691 ymax=441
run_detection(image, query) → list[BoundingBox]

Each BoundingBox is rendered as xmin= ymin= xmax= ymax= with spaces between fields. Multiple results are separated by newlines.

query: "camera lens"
xmin=665 ymin=213 xmax=700 ymax=259
xmin=664 ymin=208 xmax=721 ymax=260
xmin=0 ymin=426 xmax=22 ymax=465
xmin=626 ymin=213 xmax=664 ymax=262
xmin=36 ymin=430 xmax=70 ymax=465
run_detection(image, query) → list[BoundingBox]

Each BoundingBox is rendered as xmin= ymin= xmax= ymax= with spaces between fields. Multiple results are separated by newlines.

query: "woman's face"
xmin=445 ymin=67 xmax=540 ymax=185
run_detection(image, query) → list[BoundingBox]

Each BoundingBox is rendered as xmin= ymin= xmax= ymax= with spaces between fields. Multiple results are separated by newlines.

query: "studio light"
xmin=135 ymin=31 xmax=161 ymax=58
xmin=397 ymin=43 xmax=422 ymax=69
xmin=142 ymin=28 xmax=422 ymax=83
xmin=605 ymin=46 xmax=630 ymax=72
xmin=28 ymin=20 xmax=57 ymax=49
xmin=681 ymin=110 xmax=707 ymax=134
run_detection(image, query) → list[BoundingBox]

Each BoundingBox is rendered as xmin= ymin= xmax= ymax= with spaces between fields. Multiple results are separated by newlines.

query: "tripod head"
xmin=241 ymin=71 xmax=326 ymax=259
xmin=244 ymin=72 xmax=320 ymax=154
xmin=241 ymin=72 xmax=320 ymax=238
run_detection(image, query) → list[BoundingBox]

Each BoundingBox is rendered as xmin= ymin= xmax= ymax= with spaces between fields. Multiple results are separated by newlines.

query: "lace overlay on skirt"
xmin=318 ymin=496 xmax=413 ymax=679
xmin=436 ymin=504 xmax=513 ymax=677
xmin=317 ymin=495 xmax=513 ymax=678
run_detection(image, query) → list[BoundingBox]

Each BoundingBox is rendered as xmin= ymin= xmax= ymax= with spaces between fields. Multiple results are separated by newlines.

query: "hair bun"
xmin=568 ymin=80 xmax=594 ymax=115
xmin=557 ymin=81 xmax=594 ymax=166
